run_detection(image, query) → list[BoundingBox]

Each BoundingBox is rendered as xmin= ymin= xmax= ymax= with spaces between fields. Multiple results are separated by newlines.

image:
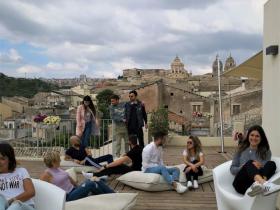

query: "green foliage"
xmin=96 ymin=89 xmax=114 ymax=119
xmin=149 ymin=107 xmax=169 ymax=136
xmin=0 ymin=73 xmax=58 ymax=98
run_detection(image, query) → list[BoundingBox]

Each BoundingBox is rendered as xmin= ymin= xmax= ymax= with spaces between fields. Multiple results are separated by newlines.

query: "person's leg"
xmin=0 ymin=194 xmax=8 ymax=210
xmin=166 ymin=167 xmax=180 ymax=182
xmin=66 ymin=181 xmax=97 ymax=201
xmin=95 ymin=180 xmax=115 ymax=193
xmin=233 ymin=160 xmax=258 ymax=194
xmin=145 ymin=166 xmax=173 ymax=185
xmin=136 ymin=128 xmax=144 ymax=148
xmin=121 ymin=125 xmax=129 ymax=153
xmin=114 ymin=124 xmax=122 ymax=157
xmin=84 ymin=156 xmax=102 ymax=169
xmin=93 ymin=154 xmax=114 ymax=165
xmin=261 ymin=161 xmax=276 ymax=180
xmin=95 ymin=164 xmax=131 ymax=177
xmin=80 ymin=122 xmax=92 ymax=148
xmin=7 ymin=201 xmax=35 ymax=210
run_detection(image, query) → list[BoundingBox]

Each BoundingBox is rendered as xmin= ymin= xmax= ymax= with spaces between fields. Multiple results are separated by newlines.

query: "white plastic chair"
xmin=213 ymin=157 xmax=280 ymax=210
xmin=32 ymin=178 xmax=66 ymax=210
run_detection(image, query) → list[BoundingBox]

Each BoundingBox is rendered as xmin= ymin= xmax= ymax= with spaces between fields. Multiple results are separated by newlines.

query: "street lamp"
xmin=217 ymin=55 xmax=225 ymax=153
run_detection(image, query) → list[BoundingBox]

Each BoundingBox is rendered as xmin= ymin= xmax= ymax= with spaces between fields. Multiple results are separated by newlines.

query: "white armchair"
xmin=32 ymin=178 xmax=66 ymax=210
xmin=213 ymin=157 xmax=280 ymax=210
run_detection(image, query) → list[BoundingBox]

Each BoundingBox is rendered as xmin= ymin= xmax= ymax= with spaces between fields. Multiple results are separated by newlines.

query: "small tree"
xmin=96 ymin=89 xmax=114 ymax=119
xmin=149 ymin=107 xmax=169 ymax=136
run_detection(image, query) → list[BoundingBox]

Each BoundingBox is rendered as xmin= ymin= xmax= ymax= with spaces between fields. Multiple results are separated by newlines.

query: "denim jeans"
xmin=81 ymin=121 xmax=92 ymax=148
xmin=145 ymin=165 xmax=179 ymax=185
xmin=66 ymin=180 xmax=115 ymax=201
xmin=0 ymin=195 xmax=35 ymax=210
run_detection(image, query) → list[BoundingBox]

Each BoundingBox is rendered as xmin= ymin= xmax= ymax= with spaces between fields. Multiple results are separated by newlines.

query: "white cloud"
xmin=0 ymin=0 xmax=266 ymax=78
xmin=17 ymin=65 xmax=42 ymax=73
xmin=0 ymin=48 xmax=22 ymax=63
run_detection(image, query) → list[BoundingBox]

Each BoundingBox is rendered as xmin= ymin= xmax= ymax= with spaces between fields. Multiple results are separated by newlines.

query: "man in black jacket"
xmin=125 ymin=90 xmax=147 ymax=148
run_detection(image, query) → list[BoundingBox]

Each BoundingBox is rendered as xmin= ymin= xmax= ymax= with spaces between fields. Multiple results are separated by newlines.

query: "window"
xmin=192 ymin=105 xmax=201 ymax=112
xmin=164 ymin=105 xmax=168 ymax=109
xmin=170 ymin=93 xmax=174 ymax=96
xmin=232 ymin=105 xmax=240 ymax=115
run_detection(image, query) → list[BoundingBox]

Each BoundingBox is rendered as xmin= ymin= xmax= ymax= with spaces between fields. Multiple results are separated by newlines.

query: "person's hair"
xmin=83 ymin=95 xmax=96 ymax=117
xmin=43 ymin=151 xmax=60 ymax=168
xmin=153 ymin=131 xmax=166 ymax=141
xmin=128 ymin=135 xmax=138 ymax=145
xmin=238 ymin=125 xmax=270 ymax=159
xmin=186 ymin=136 xmax=202 ymax=161
xmin=0 ymin=143 xmax=17 ymax=171
xmin=70 ymin=135 xmax=80 ymax=145
xmin=129 ymin=90 xmax=138 ymax=96
xmin=111 ymin=94 xmax=120 ymax=100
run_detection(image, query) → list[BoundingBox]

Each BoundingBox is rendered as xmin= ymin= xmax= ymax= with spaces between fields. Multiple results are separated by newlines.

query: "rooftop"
xmin=19 ymin=145 xmax=235 ymax=210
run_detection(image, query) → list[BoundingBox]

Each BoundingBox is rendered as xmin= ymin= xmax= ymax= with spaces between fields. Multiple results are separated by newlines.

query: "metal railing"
xmin=0 ymin=119 xmax=113 ymax=158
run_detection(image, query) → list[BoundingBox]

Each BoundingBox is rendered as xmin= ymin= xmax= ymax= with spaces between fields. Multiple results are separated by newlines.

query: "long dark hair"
xmin=187 ymin=136 xmax=202 ymax=161
xmin=83 ymin=95 xmax=96 ymax=117
xmin=0 ymin=143 xmax=17 ymax=172
xmin=238 ymin=125 xmax=270 ymax=159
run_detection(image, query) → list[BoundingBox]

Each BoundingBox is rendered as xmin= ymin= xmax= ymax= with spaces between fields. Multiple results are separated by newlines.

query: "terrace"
xmin=18 ymin=145 xmax=235 ymax=210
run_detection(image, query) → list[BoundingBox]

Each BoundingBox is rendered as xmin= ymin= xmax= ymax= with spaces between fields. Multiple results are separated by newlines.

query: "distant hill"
xmin=0 ymin=73 xmax=58 ymax=98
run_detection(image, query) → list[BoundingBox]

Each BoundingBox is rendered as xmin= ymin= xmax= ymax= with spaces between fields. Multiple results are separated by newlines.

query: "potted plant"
xmin=149 ymin=106 xmax=169 ymax=142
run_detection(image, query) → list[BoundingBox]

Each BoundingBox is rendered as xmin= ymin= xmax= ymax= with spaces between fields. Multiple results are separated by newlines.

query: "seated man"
xmin=94 ymin=135 xmax=143 ymax=177
xmin=142 ymin=131 xmax=187 ymax=194
xmin=65 ymin=135 xmax=113 ymax=169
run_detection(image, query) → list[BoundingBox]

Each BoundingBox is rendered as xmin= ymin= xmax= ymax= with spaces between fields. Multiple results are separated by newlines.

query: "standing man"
xmin=125 ymin=90 xmax=147 ymax=148
xmin=110 ymin=94 xmax=129 ymax=157
xmin=142 ymin=131 xmax=188 ymax=194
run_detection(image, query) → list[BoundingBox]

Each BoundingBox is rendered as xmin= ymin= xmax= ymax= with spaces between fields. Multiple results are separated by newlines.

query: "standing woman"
xmin=230 ymin=125 xmax=280 ymax=196
xmin=182 ymin=136 xmax=204 ymax=189
xmin=0 ymin=143 xmax=36 ymax=210
xmin=76 ymin=95 xmax=100 ymax=148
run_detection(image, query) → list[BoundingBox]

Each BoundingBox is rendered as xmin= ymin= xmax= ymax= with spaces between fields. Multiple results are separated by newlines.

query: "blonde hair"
xmin=43 ymin=151 xmax=60 ymax=168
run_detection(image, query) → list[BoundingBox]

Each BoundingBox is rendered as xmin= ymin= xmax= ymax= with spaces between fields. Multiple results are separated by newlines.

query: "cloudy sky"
xmin=0 ymin=0 xmax=266 ymax=79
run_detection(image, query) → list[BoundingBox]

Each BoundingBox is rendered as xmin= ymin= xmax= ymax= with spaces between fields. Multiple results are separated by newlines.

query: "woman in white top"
xmin=0 ymin=143 xmax=36 ymax=210
xmin=182 ymin=136 xmax=204 ymax=189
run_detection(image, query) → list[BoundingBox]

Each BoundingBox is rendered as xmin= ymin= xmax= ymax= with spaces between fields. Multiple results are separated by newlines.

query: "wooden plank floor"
xmin=19 ymin=146 xmax=236 ymax=210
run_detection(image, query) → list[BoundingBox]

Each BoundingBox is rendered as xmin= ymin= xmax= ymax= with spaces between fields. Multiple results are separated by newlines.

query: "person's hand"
xmin=252 ymin=161 xmax=262 ymax=169
xmin=97 ymin=167 xmax=105 ymax=172
xmin=74 ymin=159 xmax=81 ymax=164
xmin=190 ymin=164 xmax=198 ymax=172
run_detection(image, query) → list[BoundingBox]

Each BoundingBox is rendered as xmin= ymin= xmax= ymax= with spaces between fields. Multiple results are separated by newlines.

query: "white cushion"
xmin=117 ymin=164 xmax=213 ymax=191
xmin=60 ymin=156 xmax=99 ymax=173
xmin=65 ymin=193 xmax=137 ymax=210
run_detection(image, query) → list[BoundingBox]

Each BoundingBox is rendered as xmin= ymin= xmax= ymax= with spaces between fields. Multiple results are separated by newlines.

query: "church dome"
xmin=224 ymin=54 xmax=236 ymax=71
xmin=212 ymin=55 xmax=223 ymax=77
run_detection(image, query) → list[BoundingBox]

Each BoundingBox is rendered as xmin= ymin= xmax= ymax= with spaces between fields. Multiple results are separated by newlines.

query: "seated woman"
xmin=230 ymin=125 xmax=280 ymax=196
xmin=40 ymin=151 xmax=114 ymax=202
xmin=0 ymin=143 xmax=36 ymax=210
xmin=182 ymin=136 xmax=204 ymax=189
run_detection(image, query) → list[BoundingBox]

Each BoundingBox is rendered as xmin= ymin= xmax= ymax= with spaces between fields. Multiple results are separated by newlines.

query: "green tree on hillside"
xmin=96 ymin=89 xmax=114 ymax=119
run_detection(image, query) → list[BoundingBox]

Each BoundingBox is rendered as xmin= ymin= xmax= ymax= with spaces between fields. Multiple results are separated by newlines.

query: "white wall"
xmin=263 ymin=0 xmax=280 ymax=156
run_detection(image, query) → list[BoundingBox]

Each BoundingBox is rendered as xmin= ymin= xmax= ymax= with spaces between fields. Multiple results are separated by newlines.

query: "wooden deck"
xmin=19 ymin=146 xmax=235 ymax=210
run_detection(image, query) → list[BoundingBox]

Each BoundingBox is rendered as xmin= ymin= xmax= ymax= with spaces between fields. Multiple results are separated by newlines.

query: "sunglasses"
xmin=187 ymin=141 xmax=193 ymax=145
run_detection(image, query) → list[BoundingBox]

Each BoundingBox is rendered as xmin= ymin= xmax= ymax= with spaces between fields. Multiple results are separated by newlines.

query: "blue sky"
xmin=0 ymin=0 xmax=266 ymax=79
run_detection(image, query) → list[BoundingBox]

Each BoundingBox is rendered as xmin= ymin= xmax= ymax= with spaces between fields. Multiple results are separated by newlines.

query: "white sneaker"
xmin=187 ymin=181 xmax=193 ymax=188
xmin=247 ymin=181 xmax=264 ymax=197
xmin=263 ymin=182 xmax=280 ymax=196
xmin=193 ymin=180 xmax=199 ymax=189
xmin=175 ymin=182 xmax=188 ymax=194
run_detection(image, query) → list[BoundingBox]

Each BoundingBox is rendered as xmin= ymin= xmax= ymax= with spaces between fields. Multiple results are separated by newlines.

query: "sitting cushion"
xmin=60 ymin=156 xmax=99 ymax=173
xmin=65 ymin=193 xmax=137 ymax=210
xmin=117 ymin=164 xmax=213 ymax=191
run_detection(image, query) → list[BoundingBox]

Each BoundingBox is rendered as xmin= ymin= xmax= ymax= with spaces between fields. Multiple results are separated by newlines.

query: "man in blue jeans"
xmin=65 ymin=135 xmax=113 ymax=169
xmin=142 ymin=131 xmax=188 ymax=194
